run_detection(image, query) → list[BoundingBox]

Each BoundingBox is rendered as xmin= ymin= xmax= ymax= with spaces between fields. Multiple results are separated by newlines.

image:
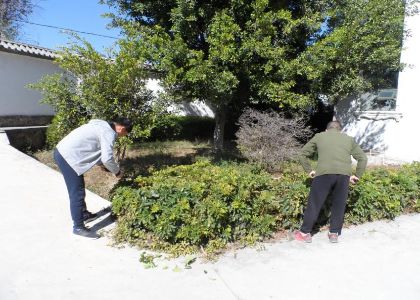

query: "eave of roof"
xmin=0 ymin=39 xmax=59 ymax=60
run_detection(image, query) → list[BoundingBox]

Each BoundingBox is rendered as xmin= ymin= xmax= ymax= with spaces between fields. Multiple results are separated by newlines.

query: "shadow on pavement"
xmin=87 ymin=206 xmax=116 ymax=232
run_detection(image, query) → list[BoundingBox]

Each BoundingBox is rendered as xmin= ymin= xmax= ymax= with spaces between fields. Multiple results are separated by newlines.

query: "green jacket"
xmin=298 ymin=129 xmax=367 ymax=178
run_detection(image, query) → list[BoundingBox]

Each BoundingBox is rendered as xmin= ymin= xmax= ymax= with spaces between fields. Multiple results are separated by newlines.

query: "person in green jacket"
xmin=294 ymin=120 xmax=367 ymax=243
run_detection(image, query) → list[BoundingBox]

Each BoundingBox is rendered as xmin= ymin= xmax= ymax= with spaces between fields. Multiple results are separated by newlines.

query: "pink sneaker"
xmin=328 ymin=232 xmax=339 ymax=243
xmin=293 ymin=230 xmax=312 ymax=243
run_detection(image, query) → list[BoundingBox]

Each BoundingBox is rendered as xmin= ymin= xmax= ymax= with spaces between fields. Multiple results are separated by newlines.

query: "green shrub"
xmin=111 ymin=161 xmax=420 ymax=258
xmin=111 ymin=160 xmax=280 ymax=256
xmin=346 ymin=163 xmax=420 ymax=223
xmin=147 ymin=115 xmax=214 ymax=141
xmin=272 ymin=164 xmax=310 ymax=228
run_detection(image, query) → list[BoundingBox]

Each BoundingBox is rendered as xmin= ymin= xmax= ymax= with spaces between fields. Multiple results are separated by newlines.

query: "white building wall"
xmin=146 ymin=78 xmax=214 ymax=118
xmin=0 ymin=51 xmax=61 ymax=116
xmin=336 ymin=94 xmax=401 ymax=153
xmin=384 ymin=6 xmax=420 ymax=162
xmin=0 ymin=52 xmax=213 ymax=118
xmin=336 ymin=6 xmax=420 ymax=163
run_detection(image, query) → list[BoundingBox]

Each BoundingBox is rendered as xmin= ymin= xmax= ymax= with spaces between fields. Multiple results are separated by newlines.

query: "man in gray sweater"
xmin=54 ymin=118 xmax=133 ymax=238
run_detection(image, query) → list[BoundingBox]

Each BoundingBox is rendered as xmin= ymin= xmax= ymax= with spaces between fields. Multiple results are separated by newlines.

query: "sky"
xmin=19 ymin=0 xmax=122 ymax=52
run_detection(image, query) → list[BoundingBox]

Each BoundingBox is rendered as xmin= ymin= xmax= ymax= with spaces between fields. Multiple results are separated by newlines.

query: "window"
xmin=360 ymin=89 xmax=397 ymax=111
xmin=354 ymin=88 xmax=402 ymax=122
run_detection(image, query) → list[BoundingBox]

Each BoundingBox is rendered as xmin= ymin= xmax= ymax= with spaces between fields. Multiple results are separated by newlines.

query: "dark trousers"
xmin=300 ymin=174 xmax=350 ymax=235
xmin=54 ymin=149 xmax=86 ymax=229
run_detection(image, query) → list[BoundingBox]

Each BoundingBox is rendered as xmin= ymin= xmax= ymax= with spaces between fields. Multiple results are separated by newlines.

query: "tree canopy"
xmin=300 ymin=0 xmax=408 ymax=103
xmin=33 ymin=0 xmax=410 ymax=151
xmin=103 ymin=0 xmax=331 ymax=150
xmin=102 ymin=0 xmax=409 ymax=150
xmin=0 ymin=0 xmax=34 ymax=40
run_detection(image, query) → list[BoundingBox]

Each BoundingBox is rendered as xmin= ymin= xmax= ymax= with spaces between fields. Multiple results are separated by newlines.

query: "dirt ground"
xmin=32 ymin=140 xmax=212 ymax=199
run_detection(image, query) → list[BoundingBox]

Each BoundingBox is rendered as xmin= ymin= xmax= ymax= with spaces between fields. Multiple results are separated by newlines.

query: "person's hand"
xmin=350 ymin=175 xmax=359 ymax=184
xmin=309 ymin=170 xmax=316 ymax=178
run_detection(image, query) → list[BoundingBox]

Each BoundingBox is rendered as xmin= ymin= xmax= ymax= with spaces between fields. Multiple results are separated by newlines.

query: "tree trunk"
xmin=213 ymin=106 xmax=226 ymax=154
xmin=116 ymin=145 xmax=127 ymax=162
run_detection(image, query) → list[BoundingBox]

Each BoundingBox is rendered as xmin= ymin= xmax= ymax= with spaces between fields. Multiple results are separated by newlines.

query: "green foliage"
xmin=272 ymin=163 xmax=311 ymax=229
xmin=139 ymin=251 xmax=160 ymax=268
xmin=111 ymin=160 xmax=281 ymax=256
xmin=104 ymin=0 xmax=334 ymax=151
xmin=29 ymin=35 xmax=166 ymax=148
xmin=111 ymin=161 xmax=420 ymax=258
xmin=147 ymin=115 xmax=214 ymax=141
xmin=28 ymin=74 xmax=89 ymax=147
xmin=346 ymin=163 xmax=420 ymax=223
xmin=0 ymin=0 xmax=34 ymax=40
xmin=300 ymin=0 xmax=407 ymax=103
xmin=104 ymin=0 xmax=409 ymax=150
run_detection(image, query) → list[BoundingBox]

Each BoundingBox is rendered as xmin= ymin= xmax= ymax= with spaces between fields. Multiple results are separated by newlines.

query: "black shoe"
xmin=83 ymin=211 xmax=99 ymax=223
xmin=73 ymin=226 xmax=100 ymax=239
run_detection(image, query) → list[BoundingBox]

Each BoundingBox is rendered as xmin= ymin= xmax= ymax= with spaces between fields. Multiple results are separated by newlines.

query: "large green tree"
xmin=104 ymin=0 xmax=410 ymax=150
xmin=0 ymin=0 xmax=34 ymax=40
xmin=104 ymin=0 xmax=329 ymax=151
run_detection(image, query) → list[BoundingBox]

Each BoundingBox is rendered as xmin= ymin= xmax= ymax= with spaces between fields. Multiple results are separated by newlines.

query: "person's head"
xmin=113 ymin=117 xmax=133 ymax=137
xmin=326 ymin=121 xmax=342 ymax=131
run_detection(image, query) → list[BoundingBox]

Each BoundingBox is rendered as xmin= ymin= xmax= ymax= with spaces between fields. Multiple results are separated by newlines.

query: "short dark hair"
xmin=114 ymin=117 xmax=133 ymax=133
xmin=326 ymin=121 xmax=342 ymax=131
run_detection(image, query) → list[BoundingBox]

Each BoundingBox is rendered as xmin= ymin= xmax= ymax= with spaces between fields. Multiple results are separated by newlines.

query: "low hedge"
xmin=111 ymin=161 xmax=420 ymax=257
xmin=345 ymin=163 xmax=420 ymax=223
xmin=111 ymin=160 xmax=280 ymax=256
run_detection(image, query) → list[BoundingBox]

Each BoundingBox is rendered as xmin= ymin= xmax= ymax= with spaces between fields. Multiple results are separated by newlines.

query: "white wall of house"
xmin=384 ymin=6 xmax=420 ymax=163
xmin=0 ymin=51 xmax=60 ymax=116
xmin=146 ymin=78 xmax=214 ymax=118
xmin=336 ymin=6 xmax=420 ymax=163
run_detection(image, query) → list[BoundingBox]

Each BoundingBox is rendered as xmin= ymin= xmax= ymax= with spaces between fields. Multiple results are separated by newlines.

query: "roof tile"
xmin=0 ymin=39 xmax=59 ymax=60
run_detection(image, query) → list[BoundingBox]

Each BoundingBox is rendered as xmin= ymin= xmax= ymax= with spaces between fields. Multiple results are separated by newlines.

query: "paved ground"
xmin=1 ymin=140 xmax=420 ymax=300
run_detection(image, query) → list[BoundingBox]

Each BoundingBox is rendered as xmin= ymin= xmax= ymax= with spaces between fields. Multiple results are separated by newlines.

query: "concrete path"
xmin=1 ymin=141 xmax=420 ymax=300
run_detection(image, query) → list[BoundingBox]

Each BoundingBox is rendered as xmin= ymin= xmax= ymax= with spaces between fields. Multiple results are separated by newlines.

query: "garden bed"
xmin=33 ymin=141 xmax=420 ymax=260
